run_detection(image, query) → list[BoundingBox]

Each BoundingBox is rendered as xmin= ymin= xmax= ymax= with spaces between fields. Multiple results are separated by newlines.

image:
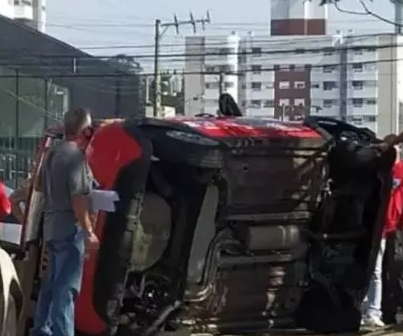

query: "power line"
xmin=76 ymin=33 xmax=379 ymax=50
xmin=44 ymin=17 xmax=392 ymax=28
xmin=0 ymin=55 xmax=401 ymax=78
xmin=0 ymin=39 xmax=398 ymax=61
xmin=0 ymin=32 xmax=389 ymax=54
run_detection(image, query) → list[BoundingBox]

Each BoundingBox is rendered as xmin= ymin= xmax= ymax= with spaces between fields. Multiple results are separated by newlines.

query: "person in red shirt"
xmin=0 ymin=180 xmax=11 ymax=219
xmin=381 ymin=157 xmax=403 ymax=324
xmin=362 ymin=156 xmax=403 ymax=327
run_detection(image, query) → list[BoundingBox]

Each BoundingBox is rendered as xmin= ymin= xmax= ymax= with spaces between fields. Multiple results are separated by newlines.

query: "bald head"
xmin=63 ymin=108 xmax=92 ymax=138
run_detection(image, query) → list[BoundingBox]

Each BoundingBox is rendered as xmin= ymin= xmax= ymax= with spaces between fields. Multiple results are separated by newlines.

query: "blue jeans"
xmin=363 ymin=238 xmax=386 ymax=320
xmin=30 ymin=230 xmax=85 ymax=336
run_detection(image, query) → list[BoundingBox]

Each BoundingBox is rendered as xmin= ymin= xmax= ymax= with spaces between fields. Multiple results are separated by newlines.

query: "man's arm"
xmin=9 ymin=178 xmax=31 ymax=224
xmin=68 ymin=152 xmax=94 ymax=237
xmin=384 ymin=133 xmax=403 ymax=148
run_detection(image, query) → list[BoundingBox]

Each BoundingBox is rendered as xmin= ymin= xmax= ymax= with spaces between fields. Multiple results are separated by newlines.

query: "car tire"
xmin=3 ymin=295 xmax=17 ymax=336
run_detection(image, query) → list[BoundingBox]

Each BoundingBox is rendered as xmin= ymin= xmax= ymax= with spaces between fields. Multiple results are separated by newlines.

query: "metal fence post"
xmin=14 ymin=70 xmax=20 ymax=188
xmin=44 ymin=77 xmax=49 ymax=130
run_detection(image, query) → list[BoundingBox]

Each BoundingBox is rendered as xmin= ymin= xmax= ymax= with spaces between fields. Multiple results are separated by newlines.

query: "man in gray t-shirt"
xmin=41 ymin=141 xmax=91 ymax=241
xmin=30 ymin=108 xmax=99 ymax=336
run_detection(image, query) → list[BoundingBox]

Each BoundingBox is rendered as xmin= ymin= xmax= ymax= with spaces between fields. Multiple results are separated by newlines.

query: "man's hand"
xmin=369 ymin=134 xmax=398 ymax=154
xmin=85 ymin=231 xmax=100 ymax=255
xmin=370 ymin=141 xmax=392 ymax=154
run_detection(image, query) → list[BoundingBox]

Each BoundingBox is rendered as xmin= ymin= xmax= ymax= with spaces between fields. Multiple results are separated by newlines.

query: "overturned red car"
xmin=18 ymin=113 xmax=395 ymax=335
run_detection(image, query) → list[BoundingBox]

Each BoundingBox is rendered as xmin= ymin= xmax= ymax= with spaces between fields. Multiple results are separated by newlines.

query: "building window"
xmin=323 ymin=65 xmax=336 ymax=73
xmin=352 ymin=98 xmax=364 ymax=107
xmin=279 ymin=65 xmax=290 ymax=72
xmin=323 ymin=99 xmax=334 ymax=108
xmin=263 ymin=100 xmax=275 ymax=108
xmin=294 ymin=65 xmax=305 ymax=72
xmin=205 ymin=82 xmax=218 ymax=89
xmin=205 ymin=66 xmax=215 ymax=72
xmin=294 ymin=81 xmax=305 ymax=89
xmin=279 ymin=98 xmax=290 ymax=106
xmin=225 ymin=82 xmax=234 ymax=88
xmin=311 ymin=82 xmax=320 ymax=89
xmin=294 ymin=98 xmax=305 ymax=106
xmin=349 ymin=116 xmax=363 ymax=125
xmin=366 ymin=62 xmax=377 ymax=71
xmin=354 ymin=49 xmax=363 ymax=55
xmin=366 ymin=98 xmax=377 ymax=105
xmin=218 ymin=47 xmax=232 ymax=54
xmin=295 ymin=49 xmax=305 ymax=54
xmin=278 ymin=81 xmax=290 ymax=89
xmin=323 ymin=81 xmax=337 ymax=90
xmin=251 ymin=65 xmax=262 ymax=74
xmin=241 ymin=83 xmax=247 ymax=89
xmin=364 ymin=80 xmax=377 ymax=87
xmin=352 ymin=63 xmax=363 ymax=72
xmin=363 ymin=115 xmax=376 ymax=122
xmin=252 ymin=47 xmax=262 ymax=56
xmin=263 ymin=82 xmax=274 ymax=89
xmin=250 ymin=100 xmax=261 ymax=108
xmin=219 ymin=64 xmax=235 ymax=73
xmin=251 ymin=82 xmax=262 ymax=91
xmin=352 ymin=81 xmax=364 ymax=90
xmin=323 ymin=47 xmax=333 ymax=56
xmin=241 ymin=100 xmax=246 ymax=107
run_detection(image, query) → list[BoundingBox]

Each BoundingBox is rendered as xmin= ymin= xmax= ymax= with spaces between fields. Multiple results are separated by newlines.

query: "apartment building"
xmin=0 ymin=0 xmax=46 ymax=32
xmin=184 ymin=0 xmax=403 ymax=136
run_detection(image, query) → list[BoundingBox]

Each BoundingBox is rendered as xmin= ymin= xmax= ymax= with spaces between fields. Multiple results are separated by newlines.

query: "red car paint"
xmin=169 ymin=117 xmax=321 ymax=139
xmin=75 ymin=121 xmax=142 ymax=335
xmin=0 ymin=181 xmax=11 ymax=218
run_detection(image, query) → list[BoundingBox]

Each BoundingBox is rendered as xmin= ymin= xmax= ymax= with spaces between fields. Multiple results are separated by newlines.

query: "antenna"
xmin=189 ymin=12 xmax=196 ymax=33
xmin=174 ymin=14 xmax=179 ymax=34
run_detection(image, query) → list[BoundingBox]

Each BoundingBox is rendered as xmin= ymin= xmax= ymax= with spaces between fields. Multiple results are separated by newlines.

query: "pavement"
xmin=261 ymin=324 xmax=403 ymax=336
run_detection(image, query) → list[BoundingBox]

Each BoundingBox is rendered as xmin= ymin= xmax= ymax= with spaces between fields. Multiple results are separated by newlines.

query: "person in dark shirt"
xmin=30 ymin=108 xmax=99 ymax=336
xmin=362 ymin=158 xmax=403 ymax=327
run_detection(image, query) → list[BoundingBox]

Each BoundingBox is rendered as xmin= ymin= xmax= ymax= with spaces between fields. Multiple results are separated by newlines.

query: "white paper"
xmin=1 ymin=223 xmax=22 ymax=245
xmin=91 ymin=189 xmax=119 ymax=212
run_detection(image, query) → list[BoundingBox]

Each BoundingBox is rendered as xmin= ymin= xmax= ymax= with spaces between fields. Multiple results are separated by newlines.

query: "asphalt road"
xmin=262 ymin=324 xmax=403 ymax=336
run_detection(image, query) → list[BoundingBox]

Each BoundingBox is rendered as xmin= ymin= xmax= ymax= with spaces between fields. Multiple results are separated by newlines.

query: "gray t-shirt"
xmin=39 ymin=140 xmax=91 ymax=241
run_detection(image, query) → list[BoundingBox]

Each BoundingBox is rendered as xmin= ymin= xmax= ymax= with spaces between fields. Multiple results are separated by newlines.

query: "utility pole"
xmin=393 ymin=0 xmax=403 ymax=34
xmin=218 ymin=72 xmax=225 ymax=96
xmin=153 ymin=12 xmax=211 ymax=118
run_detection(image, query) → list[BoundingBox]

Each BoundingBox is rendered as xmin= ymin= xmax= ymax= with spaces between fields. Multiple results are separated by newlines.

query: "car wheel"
xmin=3 ymin=295 xmax=17 ymax=336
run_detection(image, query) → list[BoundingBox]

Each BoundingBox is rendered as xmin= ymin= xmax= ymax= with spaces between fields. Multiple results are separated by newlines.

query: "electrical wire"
xmin=0 ymin=38 xmax=397 ymax=61
xmin=0 ymin=55 xmax=400 ymax=78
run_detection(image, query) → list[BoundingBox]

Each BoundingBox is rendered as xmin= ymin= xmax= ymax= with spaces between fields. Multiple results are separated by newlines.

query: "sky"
xmin=45 ymin=0 xmax=394 ymax=72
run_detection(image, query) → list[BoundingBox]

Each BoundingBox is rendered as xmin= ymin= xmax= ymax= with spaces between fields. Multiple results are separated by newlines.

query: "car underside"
xmin=72 ymin=115 xmax=396 ymax=336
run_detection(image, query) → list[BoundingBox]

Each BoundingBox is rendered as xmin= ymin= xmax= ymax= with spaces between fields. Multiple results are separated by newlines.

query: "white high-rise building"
xmin=0 ymin=0 xmax=46 ymax=32
xmin=183 ymin=1 xmax=403 ymax=137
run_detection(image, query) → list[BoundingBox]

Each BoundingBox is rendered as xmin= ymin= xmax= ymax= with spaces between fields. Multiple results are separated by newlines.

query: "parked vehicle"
xmin=0 ymin=247 xmax=23 ymax=336
xmin=10 ymin=112 xmax=395 ymax=335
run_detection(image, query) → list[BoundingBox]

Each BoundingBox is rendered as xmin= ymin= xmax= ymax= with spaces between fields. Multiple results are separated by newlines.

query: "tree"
xmin=148 ymin=70 xmax=184 ymax=115
xmin=106 ymin=54 xmax=146 ymax=116
xmin=107 ymin=54 xmax=142 ymax=74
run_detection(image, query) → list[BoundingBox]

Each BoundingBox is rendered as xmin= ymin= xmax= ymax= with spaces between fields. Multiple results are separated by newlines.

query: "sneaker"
xmin=361 ymin=316 xmax=385 ymax=328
